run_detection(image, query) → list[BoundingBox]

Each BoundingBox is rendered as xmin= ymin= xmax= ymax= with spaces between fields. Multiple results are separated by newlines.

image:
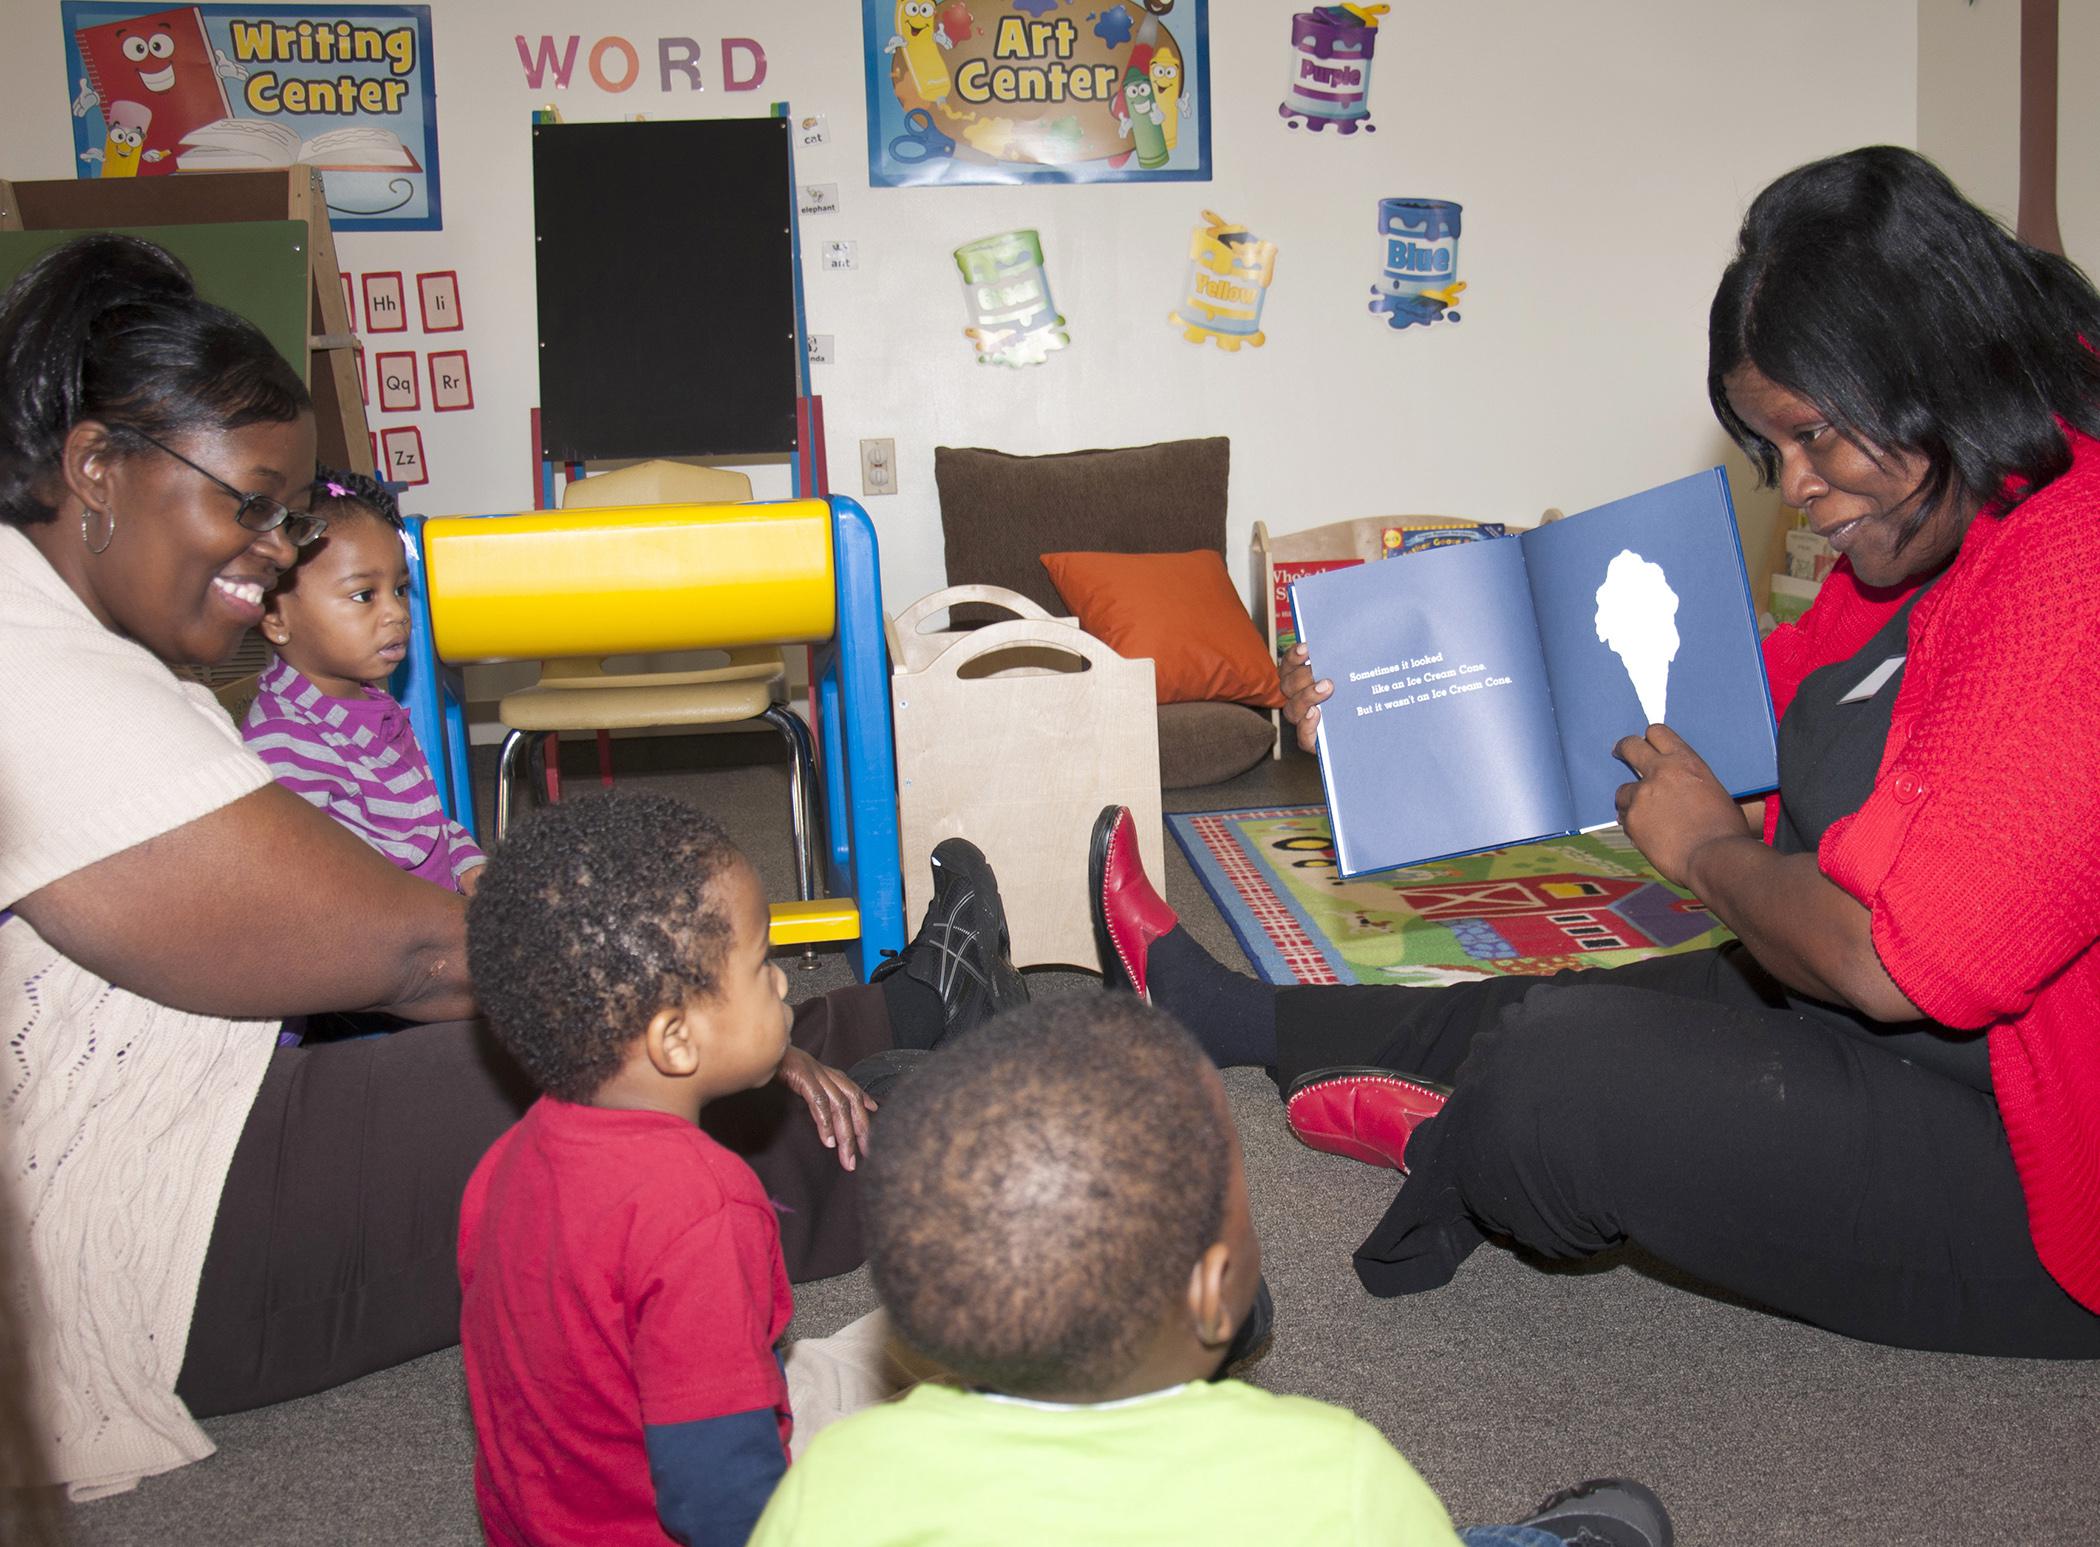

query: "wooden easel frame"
xmin=0 ymin=169 xmax=372 ymax=473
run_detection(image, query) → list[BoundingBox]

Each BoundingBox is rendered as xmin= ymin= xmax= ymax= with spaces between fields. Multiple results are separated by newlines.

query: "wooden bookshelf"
xmin=0 ymin=169 xmax=371 ymax=474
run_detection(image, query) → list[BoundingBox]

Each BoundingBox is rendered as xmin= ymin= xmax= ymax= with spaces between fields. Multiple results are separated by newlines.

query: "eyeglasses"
xmin=129 ymin=429 xmax=329 ymax=548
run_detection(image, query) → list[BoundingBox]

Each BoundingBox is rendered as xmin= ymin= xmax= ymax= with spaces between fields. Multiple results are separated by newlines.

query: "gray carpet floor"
xmin=68 ymin=735 xmax=2100 ymax=1543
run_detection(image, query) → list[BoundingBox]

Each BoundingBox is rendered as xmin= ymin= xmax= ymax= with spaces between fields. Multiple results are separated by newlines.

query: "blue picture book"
xmin=1289 ymin=467 xmax=1778 ymax=878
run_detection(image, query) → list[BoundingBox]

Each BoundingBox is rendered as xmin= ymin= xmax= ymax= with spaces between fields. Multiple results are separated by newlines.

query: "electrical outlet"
xmin=860 ymin=438 xmax=896 ymax=497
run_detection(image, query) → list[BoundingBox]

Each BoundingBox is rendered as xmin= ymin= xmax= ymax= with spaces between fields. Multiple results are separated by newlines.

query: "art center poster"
xmin=60 ymin=1 xmax=442 ymax=231
xmin=863 ymin=0 xmax=1210 ymax=187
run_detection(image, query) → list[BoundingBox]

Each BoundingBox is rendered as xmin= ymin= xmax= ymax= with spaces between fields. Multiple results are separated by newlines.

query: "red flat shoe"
xmin=1284 ymin=1067 xmax=1452 ymax=1174
xmin=1088 ymin=804 xmax=1177 ymax=1003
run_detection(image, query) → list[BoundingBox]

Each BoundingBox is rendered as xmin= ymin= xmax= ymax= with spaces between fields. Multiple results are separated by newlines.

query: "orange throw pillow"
xmin=1040 ymin=549 xmax=1285 ymax=708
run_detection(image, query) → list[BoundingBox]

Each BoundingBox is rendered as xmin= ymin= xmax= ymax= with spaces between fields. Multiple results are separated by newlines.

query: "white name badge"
xmin=1838 ymin=655 xmax=1906 ymax=704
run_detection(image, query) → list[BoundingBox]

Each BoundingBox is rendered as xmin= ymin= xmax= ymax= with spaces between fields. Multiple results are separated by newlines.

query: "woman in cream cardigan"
xmin=0 ymin=234 xmax=520 ymax=1497
xmin=0 ymin=232 xmax=1006 ymax=1500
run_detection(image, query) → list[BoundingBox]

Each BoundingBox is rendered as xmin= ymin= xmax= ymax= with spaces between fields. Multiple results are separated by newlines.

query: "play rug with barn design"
xmin=1168 ymin=806 xmax=1734 ymax=987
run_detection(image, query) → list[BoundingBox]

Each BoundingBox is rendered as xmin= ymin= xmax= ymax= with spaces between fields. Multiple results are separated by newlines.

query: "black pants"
xmin=176 ymin=985 xmax=893 ymax=1418
xmin=1275 ymin=945 xmax=2100 ymax=1357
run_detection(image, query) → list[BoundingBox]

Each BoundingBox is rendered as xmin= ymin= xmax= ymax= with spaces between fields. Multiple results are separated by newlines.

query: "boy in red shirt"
xmin=458 ymin=793 xmax=878 ymax=1546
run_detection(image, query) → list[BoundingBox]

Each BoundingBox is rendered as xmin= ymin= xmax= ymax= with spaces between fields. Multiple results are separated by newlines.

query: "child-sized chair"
xmin=490 ymin=460 xmax=818 ymax=903
xmin=491 ymin=646 xmax=818 ymax=895
xmin=398 ymin=495 xmax=904 ymax=979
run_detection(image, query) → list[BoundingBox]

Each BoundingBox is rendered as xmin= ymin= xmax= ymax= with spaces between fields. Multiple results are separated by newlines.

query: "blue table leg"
xmin=823 ymin=495 xmax=903 ymax=978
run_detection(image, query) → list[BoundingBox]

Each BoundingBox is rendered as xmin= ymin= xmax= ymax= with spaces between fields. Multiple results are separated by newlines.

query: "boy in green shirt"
xmin=750 ymin=996 xmax=1670 ymax=1546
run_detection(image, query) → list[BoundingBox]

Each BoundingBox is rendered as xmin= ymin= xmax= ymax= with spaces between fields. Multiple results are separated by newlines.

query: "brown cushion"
xmin=934 ymin=438 xmax=1230 ymax=622
xmin=1157 ymin=701 xmax=1275 ymax=789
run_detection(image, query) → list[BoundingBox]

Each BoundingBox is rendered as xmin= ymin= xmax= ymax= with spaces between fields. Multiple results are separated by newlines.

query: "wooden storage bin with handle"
xmin=889 ymin=585 xmax=1165 ymax=972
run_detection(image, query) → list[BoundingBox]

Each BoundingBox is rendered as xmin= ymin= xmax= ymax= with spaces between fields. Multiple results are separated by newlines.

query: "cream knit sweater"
xmin=1 ymin=525 xmax=277 ymax=1498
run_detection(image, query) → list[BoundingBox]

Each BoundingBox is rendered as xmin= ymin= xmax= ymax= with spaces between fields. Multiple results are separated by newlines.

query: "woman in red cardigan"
xmin=1091 ymin=145 xmax=2100 ymax=1356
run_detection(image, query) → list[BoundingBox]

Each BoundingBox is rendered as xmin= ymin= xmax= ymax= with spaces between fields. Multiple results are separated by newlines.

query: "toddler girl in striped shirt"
xmin=242 ymin=470 xmax=486 ymax=895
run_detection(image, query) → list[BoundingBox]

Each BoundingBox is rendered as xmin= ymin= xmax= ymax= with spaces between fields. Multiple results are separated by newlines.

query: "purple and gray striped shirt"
xmin=242 ymin=655 xmax=485 ymax=891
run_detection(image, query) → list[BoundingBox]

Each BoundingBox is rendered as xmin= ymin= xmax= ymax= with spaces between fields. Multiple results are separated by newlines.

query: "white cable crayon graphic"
xmin=1594 ymin=549 xmax=1680 ymax=725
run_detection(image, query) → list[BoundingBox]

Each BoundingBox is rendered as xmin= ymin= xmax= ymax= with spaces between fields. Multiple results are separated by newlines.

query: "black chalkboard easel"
xmin=532 ymin=117 xmax=800 ymax=463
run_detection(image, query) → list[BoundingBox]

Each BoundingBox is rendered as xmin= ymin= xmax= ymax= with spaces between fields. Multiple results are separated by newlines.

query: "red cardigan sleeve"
xmin=1818 ymin=492 xmax=2100 ymax=1026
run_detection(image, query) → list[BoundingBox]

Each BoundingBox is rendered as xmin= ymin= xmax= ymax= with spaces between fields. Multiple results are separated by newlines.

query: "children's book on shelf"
xmin=1271 ymin=524 xmax=1509 ymax=653
xmin=1271 ymin=558 xmax=1360 ymax=653
xmin=176 ymin=117 xmax=422 ymax=172
xmin=1290 ymin=467 xmax=1777 ymax=878
xmin=1767 ymin=572 xmax=1822 ymax=628
xmin=1380 ymin=519 xmax=1507 ymax=557
xmin=1783 ymin=524 xmax=1836 ymax=582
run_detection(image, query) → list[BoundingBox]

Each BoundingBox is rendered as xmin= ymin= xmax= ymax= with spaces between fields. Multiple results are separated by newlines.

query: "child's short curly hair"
xmin=466 ymin=792 xmax=745 ymax=1103
xmin=862 ymin=996 xmax=1230 ymax=1398
xmin=310 ymin=466 xmax=402 ymax=530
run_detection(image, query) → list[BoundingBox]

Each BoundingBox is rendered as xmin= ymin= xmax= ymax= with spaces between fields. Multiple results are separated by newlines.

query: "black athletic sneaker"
xmin=1513 ymin=1478 xmax=1673 ymax=1547
xmin=872 ymin=838 xmax=1028 ymax=1039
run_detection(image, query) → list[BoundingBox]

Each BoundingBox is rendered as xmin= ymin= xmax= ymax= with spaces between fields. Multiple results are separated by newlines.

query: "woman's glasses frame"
xmin=127 ymin=428 xmax=329 ymax=548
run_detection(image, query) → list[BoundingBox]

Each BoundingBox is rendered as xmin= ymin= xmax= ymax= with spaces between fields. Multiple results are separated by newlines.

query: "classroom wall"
xmin=1917 ymin=0 xmax=2021 ymax=231
xmin=2 ymin=0 xmax=1921 ymax=615
xmin=1917 ymin=0 xmax=2099 ymax=272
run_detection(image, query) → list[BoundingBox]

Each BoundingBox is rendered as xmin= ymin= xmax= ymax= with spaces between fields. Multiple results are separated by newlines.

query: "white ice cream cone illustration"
xmin=1594 ymin=550 xmax=1681 ymax=725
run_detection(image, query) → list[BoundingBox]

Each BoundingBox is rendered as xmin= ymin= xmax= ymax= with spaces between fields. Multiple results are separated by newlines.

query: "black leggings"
xmin=176 ymin=986 xmax=895 ymax=1417
xmin=1268 ymin=945 xmax=2100 ymax=1358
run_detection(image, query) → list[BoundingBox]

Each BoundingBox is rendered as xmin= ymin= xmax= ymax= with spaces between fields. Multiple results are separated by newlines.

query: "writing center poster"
xmin=863 ymin=0 xmax=1211 ymax=187
xmin=60 ymin=2 xmax=443 ymax=231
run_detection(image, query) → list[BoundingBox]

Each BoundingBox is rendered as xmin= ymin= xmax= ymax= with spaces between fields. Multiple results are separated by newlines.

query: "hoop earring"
xmin=81 ymin=506 xmax=116 ymax=555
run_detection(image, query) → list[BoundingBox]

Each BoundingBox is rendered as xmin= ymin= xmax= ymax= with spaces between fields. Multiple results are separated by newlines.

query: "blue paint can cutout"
xmin=1376 ymin=198 xmax=1461 ymax=301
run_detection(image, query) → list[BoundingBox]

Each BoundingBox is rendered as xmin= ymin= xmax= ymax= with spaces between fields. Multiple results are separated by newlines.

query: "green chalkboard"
xmin=0 ymin=221 xmax=311 ymax=384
